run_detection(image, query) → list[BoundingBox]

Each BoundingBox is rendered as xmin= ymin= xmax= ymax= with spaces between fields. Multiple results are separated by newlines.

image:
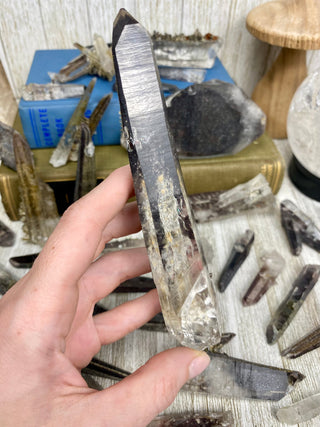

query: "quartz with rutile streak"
xmin=112 ymin=8 xmax=220 ymax=350
xmin=218 ymin=229 xmax=254 ymax=292
xmin=242 ymin=250 xmax=285 ymax=306
xmin=266 ymin=264 xmax=320 ymax=344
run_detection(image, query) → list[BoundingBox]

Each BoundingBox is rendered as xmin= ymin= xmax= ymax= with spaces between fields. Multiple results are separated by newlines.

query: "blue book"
xmin=19 ymin=49 xmax=233 ymax=148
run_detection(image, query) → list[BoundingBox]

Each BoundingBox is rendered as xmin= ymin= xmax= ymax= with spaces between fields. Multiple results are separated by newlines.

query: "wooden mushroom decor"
xmin=246 ymin=0 xmax=320 ymax=139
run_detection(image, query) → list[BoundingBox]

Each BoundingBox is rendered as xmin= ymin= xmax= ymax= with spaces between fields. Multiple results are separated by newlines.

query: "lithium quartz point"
xmin=242 ymin=250 xmax=285 ymax=306
xmin=112 ymin=8 xmax=220 ymax=350
xmin=266 ymin=265 xmax=320 ymax=344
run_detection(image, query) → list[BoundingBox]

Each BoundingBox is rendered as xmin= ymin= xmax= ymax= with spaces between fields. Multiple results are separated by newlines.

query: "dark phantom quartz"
xmin=266 ymin=265 xmax=320 ymax=344
xmin=281 ymin=199 xmax=320 ymax=255
xmin=217 ymin=229 xmax=254 ymax=292
xmin=0 ymin=221 xmax=15 ymax=246
xmin=166 ymin=80 xmax=266 ymax=157
xmin=281 ymin=325 xmax=320 ymax=359
xmin=82 ymin=357 xmax=130 ymax=381
xmin=184 ymin=351 xmax=304 ymax=401
xmin=112 ymin=9 xmax=220 ymax=350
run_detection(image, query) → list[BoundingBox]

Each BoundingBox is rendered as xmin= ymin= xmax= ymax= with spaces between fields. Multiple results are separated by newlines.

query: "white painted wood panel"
xmin=1 ymin=0 xmax=320 ymax=100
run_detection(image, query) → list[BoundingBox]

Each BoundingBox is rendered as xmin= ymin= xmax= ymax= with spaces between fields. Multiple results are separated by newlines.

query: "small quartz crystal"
xmin=0 ymin=221 xmax=15 ymax=247
xmin=217 ymin=229 xmax=254 ymax=292
xmin=281 ymin=325 xmax=320 ymax=359
xmin=158 ymin=66 xmax=206 ymax=83
xmin=21 ymin=83 xmax=84 ymax=101
xmin=148 ymin=411 xmax=234 ymax=427
xmin=113 ymin=9 xmax=220 ymax=350
xmin=242 ymin=250 xmax=285 ymax=306
xmin=266 ymin=265 xmax=320 ymax=344
xmin=189 ymin=174 xmax=276 ymax=222
xmin=281 ymin=199 xmax=320 ymax=254
xmin=276 ymin=393 xmax=320 ymax=425
xmin=184 ymin=351 xmax=304 ymax=401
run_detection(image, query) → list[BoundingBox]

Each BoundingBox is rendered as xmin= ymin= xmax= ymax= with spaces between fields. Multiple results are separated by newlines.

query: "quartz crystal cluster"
xmin=112 ymin=9 xmax=220 ymax=350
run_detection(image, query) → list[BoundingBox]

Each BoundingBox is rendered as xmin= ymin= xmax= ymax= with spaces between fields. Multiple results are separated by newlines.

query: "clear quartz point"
xmin=242 ymin=250 xmax=285 ymax=306
xmin=112 ymin=8 xmax=220 ymax=350
xmin=21 ymin=83 xmax=85 ymax=101
xmin=276 ymin=393 xmax=320 ymax=425
xmin=49 ymin=78 xmax=96 ymax=168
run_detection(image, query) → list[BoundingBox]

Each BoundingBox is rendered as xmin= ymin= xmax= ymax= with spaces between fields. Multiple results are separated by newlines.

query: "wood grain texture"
xmin=252 ymin=47 xmax=307 ymax=138
xmin=246 ymin=0 xmax=320 ymax=49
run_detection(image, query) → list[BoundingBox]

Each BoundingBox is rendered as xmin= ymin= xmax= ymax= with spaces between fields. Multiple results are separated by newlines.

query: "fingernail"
xmin=188 ymin=351 xmax=210 ymax=380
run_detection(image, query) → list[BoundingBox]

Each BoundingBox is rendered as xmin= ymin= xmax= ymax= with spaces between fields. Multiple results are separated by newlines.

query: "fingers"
xmin=89 ymin=347 xmax=210 ymax=427
xmin=93 ymin=289 xmax=160 ymax=345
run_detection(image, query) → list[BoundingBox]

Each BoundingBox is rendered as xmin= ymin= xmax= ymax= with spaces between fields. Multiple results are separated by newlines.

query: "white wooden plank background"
xmin=1 ymin=0 xmax=320 ymax=99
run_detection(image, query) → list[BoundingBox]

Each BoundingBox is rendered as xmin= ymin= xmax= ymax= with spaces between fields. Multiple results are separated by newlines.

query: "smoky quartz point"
xmin=112 ymin=9 xmax=220 ymax=350
xmin=218 ymin=229 xmax=254 ymax=292
xmin=0 ymin=221 xmax=15 ymax=247
xmin=266 ymin=265 xmax=320 ymax=344
xmin=148 ymin=411 xmax=234 ymax=427
xmin=184 ymin=351 xmax=304 ymax=401
xmin=281 ymin=325 xmax=320 ymax=359
xmin=281 ymin=199 xmax=320 ymax=254
xmin=242 ymin=250 xmax=285 ymax=306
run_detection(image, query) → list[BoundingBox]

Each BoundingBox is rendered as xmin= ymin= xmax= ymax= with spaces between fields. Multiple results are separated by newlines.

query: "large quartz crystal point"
xmin=112 ymin=8 xmax=221 ymax=350
xmin=276 ymin=393 xmax=320 ymax=425
xmin=281 ymin=199 xmax=320 ymax=254
xmin=184 ymin=351 xmax=304 ymax=401
xmin=13 ymin=133 xmax=59 ymax=245
xmin=266 ymin=265 xmax=320 ymax=344
xmin=49 ymin=78 xmax=96 ymax=168
xmin=242 ymin=250 xmax=285 ymax=306
xmin=217 ymin=229 xmax=254 ymax=292
xmin=73 ymin=123 xmax=96 ymax=201
xmin=166 ymin=80 xmax=266 ymax=157
xmin=281 ymin=325 xmax=320 ymax=359
xmin=148 ymin=411 xmax=234 ymax=427
xmin=0 ymin=121 xmax=17 ymax=170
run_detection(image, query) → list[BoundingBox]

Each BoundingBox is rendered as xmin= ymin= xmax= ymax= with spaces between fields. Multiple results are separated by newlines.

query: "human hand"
xmin=0 ymin=166 xmax=210 ymax=427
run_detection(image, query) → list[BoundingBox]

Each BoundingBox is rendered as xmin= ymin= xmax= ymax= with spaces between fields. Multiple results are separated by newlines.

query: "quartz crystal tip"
xmin=218 ymin=229 xmax=254 ymax=292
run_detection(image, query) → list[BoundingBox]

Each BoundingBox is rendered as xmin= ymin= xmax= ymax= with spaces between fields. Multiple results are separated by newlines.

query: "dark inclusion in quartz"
xmin=166 ymin=80 xmax=266 ymax=157
xmin=266 ymin=264 xmax=320 ymax=344
xmin=184 ymin=351 xmax=304 ymax=401
xmin=280 ymin=199 xmax=320 ymax=255
xmin=217 ymin=229 xmax=254 ymax=292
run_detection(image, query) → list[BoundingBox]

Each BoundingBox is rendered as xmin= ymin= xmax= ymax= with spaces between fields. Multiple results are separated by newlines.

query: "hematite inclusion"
xmin=112 ymin=9 xmax=220 ymax=350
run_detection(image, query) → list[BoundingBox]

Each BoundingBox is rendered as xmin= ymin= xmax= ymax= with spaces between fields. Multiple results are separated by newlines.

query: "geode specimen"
xmin=166 ymin=80 xmax=266 ymax=157
xmin=112 ymin=9 xmax=220 ymax=350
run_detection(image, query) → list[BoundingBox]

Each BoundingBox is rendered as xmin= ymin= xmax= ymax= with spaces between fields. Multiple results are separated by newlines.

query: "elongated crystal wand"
xmin=112 ymin=9 xmax=220 ymax=349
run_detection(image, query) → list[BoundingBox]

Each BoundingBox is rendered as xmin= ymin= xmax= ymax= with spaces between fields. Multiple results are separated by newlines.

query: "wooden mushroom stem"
xmin=252 ymin=47 xmax=307 ymax=139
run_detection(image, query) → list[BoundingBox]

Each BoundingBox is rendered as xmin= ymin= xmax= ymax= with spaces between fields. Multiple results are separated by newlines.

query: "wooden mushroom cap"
xmin=246 ymin=0 xmax=320 ymax=49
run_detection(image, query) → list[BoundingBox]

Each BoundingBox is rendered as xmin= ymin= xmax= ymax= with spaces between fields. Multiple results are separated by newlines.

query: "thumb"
xmin=90 ymin=347 xmax=210 ymax=426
